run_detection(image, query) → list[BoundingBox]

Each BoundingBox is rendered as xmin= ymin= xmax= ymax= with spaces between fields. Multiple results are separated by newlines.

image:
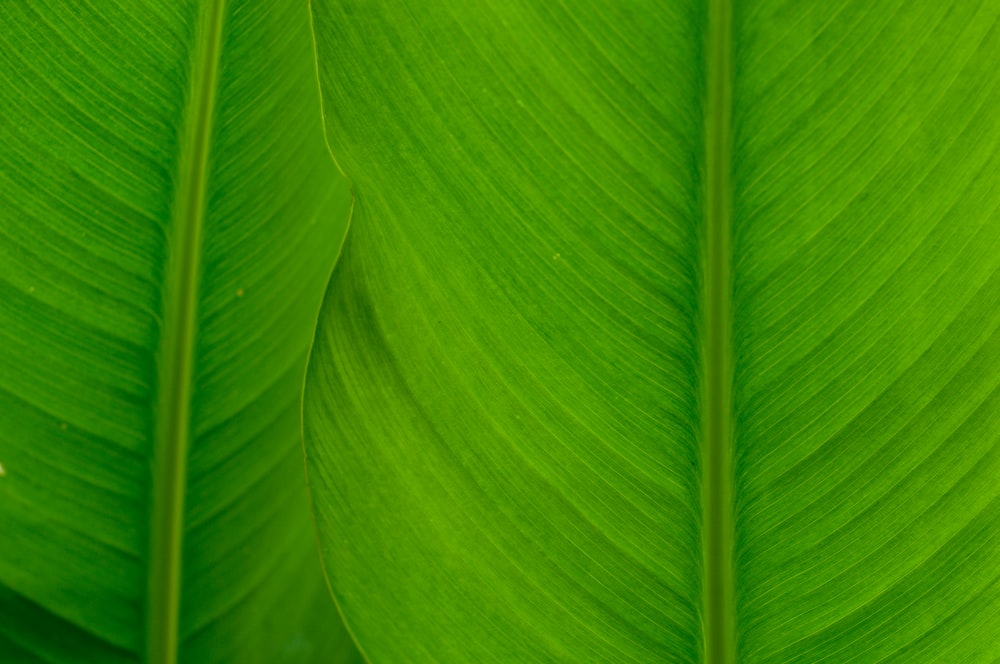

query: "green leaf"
xmin=0 ymin=1 xmax=360 ymax=662
xmin=304 ymin=0 xmax=1000 ymax=661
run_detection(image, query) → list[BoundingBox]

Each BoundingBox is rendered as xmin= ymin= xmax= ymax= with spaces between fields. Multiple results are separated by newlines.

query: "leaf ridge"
xmin=702 ymin=0 xmax=736 ymax=661
xmin=148 ymin=1 xmax=227 ymax=662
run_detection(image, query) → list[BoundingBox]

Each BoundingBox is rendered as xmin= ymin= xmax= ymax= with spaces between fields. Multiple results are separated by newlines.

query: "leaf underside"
xmin=305 ymin=1 xmax=1000 ymax=662
xmin=0 ymin=1 xmax=359 ymax=661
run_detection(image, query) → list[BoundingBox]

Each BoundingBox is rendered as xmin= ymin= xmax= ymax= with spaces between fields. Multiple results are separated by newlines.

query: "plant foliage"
xmin=0 ymin=1 xmax=359 ymax=661
xmin=304 ymin=1 xmax=1000 ymax=661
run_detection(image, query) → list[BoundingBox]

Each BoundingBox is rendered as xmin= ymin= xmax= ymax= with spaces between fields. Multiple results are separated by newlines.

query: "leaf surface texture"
xmin=0 ymin=1 xmax=360 ymax=661
xmin=305 ymin=0 xmax=1000 ymax=661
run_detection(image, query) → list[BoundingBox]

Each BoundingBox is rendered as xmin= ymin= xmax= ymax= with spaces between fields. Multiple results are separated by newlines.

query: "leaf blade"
xmin=0 ymin=1 xmax=360 ymax=660
xmin=307 ymin=0 xmax=1000 ymax=661
xmin=731 ymin=1 xmax=1000 ymax=660
xmin=306 ymin=1 xmax=704 ymax=660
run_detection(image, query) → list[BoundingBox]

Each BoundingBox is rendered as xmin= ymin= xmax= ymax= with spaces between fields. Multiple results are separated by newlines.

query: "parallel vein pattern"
xmin=306 ymin=1 xmax=705 ymax=661
xmin=731 ymin=0 xmax=1000 ymax=660
xmin=305 ymin=0 xmax=1000 ymax=661
xmin=0 ymin=1 xmax=357 ymax=661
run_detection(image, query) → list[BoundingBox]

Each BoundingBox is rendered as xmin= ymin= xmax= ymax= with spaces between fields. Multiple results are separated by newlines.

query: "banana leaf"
xmin=304 ymin=0 xmax=1000 ymax=661
xmin=0 ymin=1 xmax=360 ymax=661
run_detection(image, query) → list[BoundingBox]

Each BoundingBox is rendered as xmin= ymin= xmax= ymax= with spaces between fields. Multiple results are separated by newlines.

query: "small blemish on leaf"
xmin=27 ymin=286 xmax=35 ymax=294
xmin=236 ymin=288 xmax=244 ymax=298
xmin=0 ymin=462 xmax=6 ymax=477
xmin=60 ymin=422 xmax=68 ymax=430
xmin=553 ymin=253 xmax=561 ymax=261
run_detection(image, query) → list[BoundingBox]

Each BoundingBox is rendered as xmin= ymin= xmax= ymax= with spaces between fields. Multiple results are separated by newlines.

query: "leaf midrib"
xmin=701 ymin=0 xmax=736 ymax=661
xmin=148 ymin=2 xmax=227 ymax=662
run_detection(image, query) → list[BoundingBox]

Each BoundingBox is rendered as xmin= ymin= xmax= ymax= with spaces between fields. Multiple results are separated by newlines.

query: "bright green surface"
xmin=0 ymin=1 xmax=359 ymax=662
xmin=305 ymin=1 xmax=1000 ymax=661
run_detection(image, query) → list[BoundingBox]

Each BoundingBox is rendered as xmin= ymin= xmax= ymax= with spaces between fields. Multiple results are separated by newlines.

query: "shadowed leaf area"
xmin=0 ymin=1 xmax=360 ymax=662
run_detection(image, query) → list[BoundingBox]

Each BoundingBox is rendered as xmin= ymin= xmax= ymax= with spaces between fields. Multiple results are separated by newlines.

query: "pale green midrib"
xmin=148 ymin=1 xmax=227 ymax=663
xmin=700 ymin=0 xmax=736 ymax=662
